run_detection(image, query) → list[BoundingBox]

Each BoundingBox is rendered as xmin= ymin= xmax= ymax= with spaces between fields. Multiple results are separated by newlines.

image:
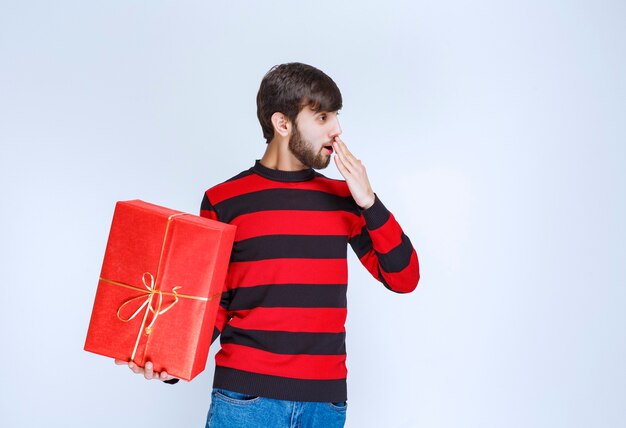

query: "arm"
xmin=333 ymin=137 xmax=420 ymax=293
xmin=349 ymin=195 xmax=419 ymax=293
xmin=200 ymin=192 xmax=231 ymax=343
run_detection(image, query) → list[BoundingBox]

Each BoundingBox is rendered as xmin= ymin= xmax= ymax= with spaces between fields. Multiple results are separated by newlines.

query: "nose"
xmin=330 ymin=116 xmax=342 ymax=138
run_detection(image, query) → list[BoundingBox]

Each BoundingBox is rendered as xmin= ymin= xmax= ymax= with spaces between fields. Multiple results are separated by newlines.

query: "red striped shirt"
xmin=201 ymin=160 xmax=419 ymax=402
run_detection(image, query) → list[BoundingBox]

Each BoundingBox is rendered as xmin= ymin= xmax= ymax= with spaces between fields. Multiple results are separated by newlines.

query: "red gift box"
xmin=84 ymin=200 xmax=236 ymax=381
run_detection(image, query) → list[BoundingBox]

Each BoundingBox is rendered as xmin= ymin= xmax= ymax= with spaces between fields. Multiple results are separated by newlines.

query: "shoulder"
xmin=204 ymin=166 xmax=261 ymax=206
xmin=311 ymin=171 xmax=351 ymax=196
xmin=205 ymin=167 xmax=254 ymax=193
xmin=212 ymin=167 xmax=254 ymax=188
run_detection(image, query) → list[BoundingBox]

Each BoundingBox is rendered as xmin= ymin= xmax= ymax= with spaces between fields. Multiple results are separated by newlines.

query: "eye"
xmin=319 ymin=114 xmax=327 ymax=122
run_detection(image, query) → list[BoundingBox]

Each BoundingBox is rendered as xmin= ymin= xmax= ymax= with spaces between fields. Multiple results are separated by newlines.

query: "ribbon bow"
xmin=116 ymin=272 xmax=181 ymax=335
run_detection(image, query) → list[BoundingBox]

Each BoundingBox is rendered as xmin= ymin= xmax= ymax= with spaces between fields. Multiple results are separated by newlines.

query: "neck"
xmin=260 ymin=137 xmax=307 ymax=171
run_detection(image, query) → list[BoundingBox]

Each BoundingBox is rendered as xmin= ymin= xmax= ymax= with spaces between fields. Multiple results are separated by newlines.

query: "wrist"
xmin=359 ymin=193 xmax=376 ymax=210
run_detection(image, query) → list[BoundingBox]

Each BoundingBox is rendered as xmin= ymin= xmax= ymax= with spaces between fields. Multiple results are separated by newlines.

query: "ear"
xmin=270 ymin=112 xmax=292 ymax=138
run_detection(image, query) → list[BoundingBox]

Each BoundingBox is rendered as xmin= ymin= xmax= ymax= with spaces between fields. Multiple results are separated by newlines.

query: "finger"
xmin=334 ymin=141 xmax=360 ymax=174
xmin=114 ymin=359 xmax=128 ymax=366
xmin=332 ymin=139 xmax=347 ymax=159
xmin=128 ymin=361 xmax=143 ymax=374
xmin=334 ymin=137 xmax=356 ymax=161
xmin=144 ymin=361 xmax=154 ymax=380
xmin=336 ymin=139 xmax=368 ymax=180
xmin=333 ymin=142 xmax=353 ymax=174
xmin=160 ymin=371 xmax=171 ymax=381
xmin=333 ymin=150 xmax=350 ymax=178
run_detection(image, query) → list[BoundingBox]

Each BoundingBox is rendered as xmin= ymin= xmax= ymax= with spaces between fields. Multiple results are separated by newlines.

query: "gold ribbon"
xmin=99 ymin=212 xmax=221 ymax=362
xmin=110 ymin=272 xmax=182 ymax=334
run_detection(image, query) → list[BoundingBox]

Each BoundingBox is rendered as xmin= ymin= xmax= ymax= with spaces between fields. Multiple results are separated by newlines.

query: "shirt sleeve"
xmin=200 ymin=191 xmax=232 ymax=344
xmin=348 ymin=194 xmax=420 ymax=293
xmin=162 ymin=192 xmax=231 ymax=386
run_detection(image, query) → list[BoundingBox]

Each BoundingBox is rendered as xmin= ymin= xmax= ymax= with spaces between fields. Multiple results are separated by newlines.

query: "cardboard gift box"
xmin=84 ymin=200 xmax=236 ymax=381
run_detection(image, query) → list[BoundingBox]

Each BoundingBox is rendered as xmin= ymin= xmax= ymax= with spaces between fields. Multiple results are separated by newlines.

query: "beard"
xmin=288 ymin=124 xmax=331 ymax=170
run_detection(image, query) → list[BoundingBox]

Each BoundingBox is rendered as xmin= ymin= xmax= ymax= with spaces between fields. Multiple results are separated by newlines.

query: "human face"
xmin=288 ymin=107 xmax=342 ymax=170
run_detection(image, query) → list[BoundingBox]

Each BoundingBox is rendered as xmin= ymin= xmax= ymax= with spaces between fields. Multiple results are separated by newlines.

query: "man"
xmin=117 ymin=62 xmax=419 ymax=427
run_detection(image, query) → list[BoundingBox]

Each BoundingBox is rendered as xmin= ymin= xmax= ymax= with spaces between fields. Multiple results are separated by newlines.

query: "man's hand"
xmin=332 ymin=137 xmax=376 ymax=209
xmin=114 ymin=359 xmax=176 ymax=381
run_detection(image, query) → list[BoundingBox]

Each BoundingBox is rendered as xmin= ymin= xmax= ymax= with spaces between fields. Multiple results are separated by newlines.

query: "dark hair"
xmin=256 ymin=62 xmax=343 ymax=143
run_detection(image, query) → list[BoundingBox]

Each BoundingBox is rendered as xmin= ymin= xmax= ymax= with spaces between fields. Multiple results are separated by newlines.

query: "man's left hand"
xmin=332 ymin=137 xmax=376 ymax=210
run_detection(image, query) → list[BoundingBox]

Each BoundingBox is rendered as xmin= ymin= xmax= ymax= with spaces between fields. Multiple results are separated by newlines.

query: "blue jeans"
xmin=206 ymin=388 xmax=347 ymax=428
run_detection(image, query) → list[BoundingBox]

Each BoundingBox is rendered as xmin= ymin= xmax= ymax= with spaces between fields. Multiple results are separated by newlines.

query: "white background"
xmin=1 ymin=1 xmax=624 ymax=427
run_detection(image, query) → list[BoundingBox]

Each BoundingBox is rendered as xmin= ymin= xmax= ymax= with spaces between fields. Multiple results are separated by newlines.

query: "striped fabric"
xmin=200 ymin=160 xmax=419 ymax=402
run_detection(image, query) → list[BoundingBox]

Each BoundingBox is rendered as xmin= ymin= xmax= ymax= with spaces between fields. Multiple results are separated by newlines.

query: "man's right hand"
xmin=114 ymin=359 xmax=177 ymax=381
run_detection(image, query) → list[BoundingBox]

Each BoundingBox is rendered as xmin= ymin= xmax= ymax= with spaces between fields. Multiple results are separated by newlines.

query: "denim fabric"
xmin=206 ymin=388 xmax=347 ymax=428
